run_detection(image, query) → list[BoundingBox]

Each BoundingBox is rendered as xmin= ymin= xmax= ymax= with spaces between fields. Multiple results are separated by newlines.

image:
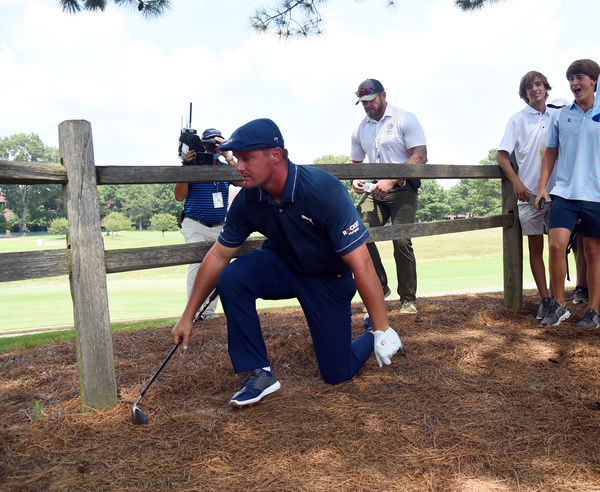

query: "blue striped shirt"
xmin=547 ymin=101 xmax=600 ymax=202
xmin=183 ymin=161 xmax=230 ymax=224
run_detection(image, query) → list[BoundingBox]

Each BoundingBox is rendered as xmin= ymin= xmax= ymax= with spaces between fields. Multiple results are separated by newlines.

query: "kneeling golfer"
xmin=171 ymin=118 xmax=403 ymax=407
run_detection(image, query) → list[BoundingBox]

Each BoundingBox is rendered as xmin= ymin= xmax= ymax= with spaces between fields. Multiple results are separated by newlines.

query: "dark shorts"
xmin=549 ymin=195 xmax=600 ymax=238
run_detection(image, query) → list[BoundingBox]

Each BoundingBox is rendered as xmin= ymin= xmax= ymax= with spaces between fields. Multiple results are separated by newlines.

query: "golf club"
xmin=130 ymin=289 xmax=218 ymax=425
xmin=130 ymin=341 xmax=180 ymax=425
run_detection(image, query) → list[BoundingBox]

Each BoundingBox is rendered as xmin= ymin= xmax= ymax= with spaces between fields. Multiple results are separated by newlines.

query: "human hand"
xmin=183 ymin=150 xmax=195 ymax=162
xmin=513 ymin=181 xmax=528 ymax=202
xmin=373 ymin=327 xmax=403 ymax=367
xmin=352 ymin=179 xmax=367 ymax=194
xmin=171 ymin=317 xmax=193 ymax=350
xmin=534 ymin=192 xmax=548 ymax=212
xmin=372 ymin=179 xmax=396 ymax=198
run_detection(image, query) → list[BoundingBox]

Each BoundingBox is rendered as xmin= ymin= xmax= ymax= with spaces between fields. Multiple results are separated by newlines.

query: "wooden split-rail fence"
xmin=0 ymin=120 xmax=522 ymax=411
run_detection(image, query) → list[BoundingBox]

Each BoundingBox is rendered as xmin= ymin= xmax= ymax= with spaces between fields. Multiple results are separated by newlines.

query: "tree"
xmin=97 ymin=183 xmax=180 ymax=228
xmin=59 ymin=0 xmax=170 ymax=18
xmin=152 ymin=184 xmax=182 ymax=218
xmin=416 ymin=180 xmax=451 ymax=222
xmin=101 ymin=211 xmax=133 ymax=236
xmin=447 ymin=180 xmax=471 ymax=216
xmin=97 ymin=185 xmax=123 ymax=217
xmin=312 ymin=154 xmax=349 ymax=165
xmin=0 ymin=134 xmax=62 ymax=234
xmin=150 ymin=213 xmax=178 ymax=236
xmin=447 ymin=149 xmax=502 ymax=218
xmin=116 ymin=185 xmax=157 ymax=230
xmin=455 ymin=0 xmax=506 ymax=10
xmin=48 ymin=217 xmax=69 ymax=235
xmin=0 ymin=209 xmax=9 ymax=232
xmin=59 ymin=0 xmax=505 ymax=37
xmin=251 ymin=0 xmax=507 ymax=37
xmin=312 ymin=154 xmax=362 ymax=204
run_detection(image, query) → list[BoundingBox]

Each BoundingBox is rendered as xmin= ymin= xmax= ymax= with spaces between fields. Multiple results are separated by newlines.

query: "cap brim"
xmin=218 ymin=140 xmax=235 ymax=151
xmin=355 ymin=94 xmax=378 ymax=105
xmin=219 ymin=141 xmax=277 ymax=152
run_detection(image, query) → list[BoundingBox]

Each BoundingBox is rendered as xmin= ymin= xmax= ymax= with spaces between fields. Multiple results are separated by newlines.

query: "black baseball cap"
xmin=355 ymin=79 xmax=385 ymax=104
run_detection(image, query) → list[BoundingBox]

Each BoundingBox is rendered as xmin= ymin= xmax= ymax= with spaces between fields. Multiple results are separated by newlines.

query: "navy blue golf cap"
xmin=201 ymin=128 xmax=222 ymax=139
xmin=219 ymin=118 xmax=284 ymax=151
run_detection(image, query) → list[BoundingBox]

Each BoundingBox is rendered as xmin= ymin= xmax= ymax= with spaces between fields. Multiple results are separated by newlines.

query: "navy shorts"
xmin=549 ymin=195 xmax=600 ymax=238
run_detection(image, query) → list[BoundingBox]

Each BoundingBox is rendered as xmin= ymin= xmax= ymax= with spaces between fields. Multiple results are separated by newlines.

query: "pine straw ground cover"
xmin=1 ymin=292 xmax=600 ymax=491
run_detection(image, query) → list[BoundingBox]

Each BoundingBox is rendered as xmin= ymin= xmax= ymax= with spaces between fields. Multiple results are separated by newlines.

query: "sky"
xmin=1 ymin=0 xmax=600 ymax=185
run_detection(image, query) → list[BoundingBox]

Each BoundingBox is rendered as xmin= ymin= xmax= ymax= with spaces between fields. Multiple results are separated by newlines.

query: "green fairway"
xmin=0 ymin=229 xmax=577 ymax=331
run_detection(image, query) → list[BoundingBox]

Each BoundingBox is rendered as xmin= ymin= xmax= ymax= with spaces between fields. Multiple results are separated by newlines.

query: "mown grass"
xmin=0 ymin=317 xmax=180 ymax=354
xmin=0 ymin=229 xmax=576 ymax=333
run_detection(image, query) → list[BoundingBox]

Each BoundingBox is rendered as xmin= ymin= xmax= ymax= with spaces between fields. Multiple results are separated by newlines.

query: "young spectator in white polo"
xmin=496 ymin=71 xmax=556 ymax=321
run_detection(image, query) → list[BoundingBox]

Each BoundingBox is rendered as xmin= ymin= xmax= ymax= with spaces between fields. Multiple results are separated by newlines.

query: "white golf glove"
xmin=373 ymin=327 xmax=403 ymax=367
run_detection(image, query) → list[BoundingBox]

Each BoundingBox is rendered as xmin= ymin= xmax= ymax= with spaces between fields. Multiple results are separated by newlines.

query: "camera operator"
xmin=174 ymin=128 xmax=240 ymax=320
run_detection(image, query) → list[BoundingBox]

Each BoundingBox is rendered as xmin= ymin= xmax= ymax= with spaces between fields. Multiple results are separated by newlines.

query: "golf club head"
xmin=131 ymin=400 xmax=149 ymax=425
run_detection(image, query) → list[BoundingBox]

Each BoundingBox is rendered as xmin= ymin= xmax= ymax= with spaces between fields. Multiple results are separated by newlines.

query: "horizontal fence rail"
xmin=1 ymin=161 xmax=504 ymax=185
xmin=0 ymin=159 xmax=68 ymax=184
xmin=0 ymin=215 xmax=511 ymax=282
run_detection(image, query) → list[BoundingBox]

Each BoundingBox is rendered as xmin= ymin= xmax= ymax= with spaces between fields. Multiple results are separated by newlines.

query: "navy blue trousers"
xmin=218 ymin=248 xmax=374 ymax=384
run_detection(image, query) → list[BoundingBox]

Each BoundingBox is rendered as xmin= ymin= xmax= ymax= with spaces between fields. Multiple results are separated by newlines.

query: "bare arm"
xmin=341 ymin=243 xmax=389 ymax=331
xmin=375 ymin=144 xmax=428 ymax=196
xmin=174 ymin=150 xmax=197 ymax=201
xmin=171 ymin=241 xmax=239 ymax=348
xmin=215 ymin=137 xmax=244 ymax=186
xmin=174 ymin=182 xmax=188 ymax=201
xmin=536 ymin=147 xmax=557 ymax=208
xmin=496 ymin=150 xmax=528 ymax=202
xmin=406 ymin=145 xmax=427 ymax=165
xmin=349 ymin=159 xmax=368 ymax=193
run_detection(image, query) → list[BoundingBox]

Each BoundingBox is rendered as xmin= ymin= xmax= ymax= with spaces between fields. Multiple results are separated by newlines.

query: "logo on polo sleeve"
xmin=342 ymin=220 xmax=360 ymax=236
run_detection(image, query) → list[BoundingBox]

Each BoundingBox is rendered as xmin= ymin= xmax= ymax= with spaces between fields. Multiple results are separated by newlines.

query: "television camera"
xmin=178 ymin=103 xmax=215 ymax=166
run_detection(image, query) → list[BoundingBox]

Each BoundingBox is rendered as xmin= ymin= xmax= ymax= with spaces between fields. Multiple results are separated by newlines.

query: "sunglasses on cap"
xmin=355 ymin=87 xmax=378 ymax=97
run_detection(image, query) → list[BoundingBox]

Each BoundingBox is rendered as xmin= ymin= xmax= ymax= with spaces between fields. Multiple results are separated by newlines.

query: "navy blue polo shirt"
xmin=218 ymin=161 xmax=369 ymax=276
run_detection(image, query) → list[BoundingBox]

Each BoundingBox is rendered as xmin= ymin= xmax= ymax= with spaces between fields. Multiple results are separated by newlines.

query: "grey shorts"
xmin=518 ymin=200 xmax=550 ymax=236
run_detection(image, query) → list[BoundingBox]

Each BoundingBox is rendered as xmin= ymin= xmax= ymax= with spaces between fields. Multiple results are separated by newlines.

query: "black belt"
xmin=187 ymin=217 xmax=225 ymax=227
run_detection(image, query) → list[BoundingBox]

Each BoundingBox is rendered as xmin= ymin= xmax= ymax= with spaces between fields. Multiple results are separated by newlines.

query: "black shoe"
xmin=541 ymin=300 xmax=571 ymax=326
xmin=535 ymin=297 xmax=552 ymax=320
xmin=576 ymin=308 xmax=600 ymax=328
xmin=572 ymin=286 xmax=589 ymax=304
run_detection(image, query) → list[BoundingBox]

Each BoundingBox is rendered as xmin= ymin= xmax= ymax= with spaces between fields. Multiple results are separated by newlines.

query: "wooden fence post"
xmin=501 ymin=176 xmax=523 ymax=309
xmin=59 ymin=120 xmax=117 ymax=411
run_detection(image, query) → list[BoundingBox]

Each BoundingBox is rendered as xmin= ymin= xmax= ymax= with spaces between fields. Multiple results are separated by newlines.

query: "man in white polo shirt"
xmin=350 ymin=79 xmax=427 ymax=315
xmin=496 ymin=70 xmax=556 ymax=321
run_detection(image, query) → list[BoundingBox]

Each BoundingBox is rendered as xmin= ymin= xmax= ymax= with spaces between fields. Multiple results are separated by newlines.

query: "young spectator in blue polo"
xmin=536 ymin=59 xmax=600 ymax=328
xmin=171 ymin=118 xmax=403 ymax=407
